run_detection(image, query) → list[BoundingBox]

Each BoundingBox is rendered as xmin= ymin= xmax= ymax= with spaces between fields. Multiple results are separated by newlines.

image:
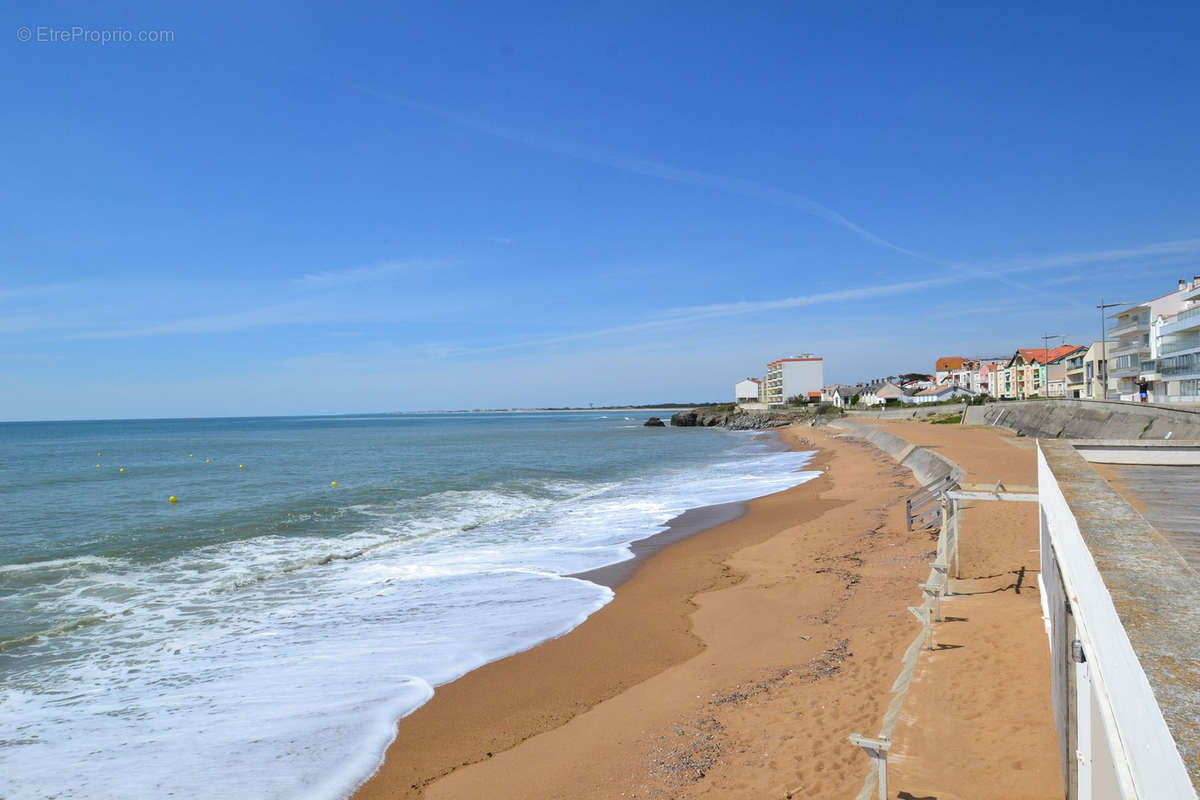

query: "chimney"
xmin=1194 ymin=274 xmax=1200 ymax=288
xmin=1180 ymin=279 xmax=1187 ymax=291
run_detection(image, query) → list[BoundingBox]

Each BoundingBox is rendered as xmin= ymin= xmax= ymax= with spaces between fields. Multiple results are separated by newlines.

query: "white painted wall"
xmin=734 ymin=379 xmax=761 ymax=402
xmin=779 ymin=360 xmax=823 ymax=401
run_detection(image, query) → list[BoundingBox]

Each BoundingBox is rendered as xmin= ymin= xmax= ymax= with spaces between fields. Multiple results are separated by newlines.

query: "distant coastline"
xmin=424 ymin=403 xmax=725 ymax=414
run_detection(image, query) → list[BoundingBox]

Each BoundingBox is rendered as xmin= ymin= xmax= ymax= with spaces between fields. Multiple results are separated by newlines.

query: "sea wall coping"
xmin=1039 ymin=439 xmax=1199 ymax=795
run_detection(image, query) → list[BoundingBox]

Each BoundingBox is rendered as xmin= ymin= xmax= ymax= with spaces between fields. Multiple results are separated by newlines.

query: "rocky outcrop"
xmin=643 ymin=417 xmax=666 ymax=427
xmin=670 ymin=407 xmax=823 ymax=429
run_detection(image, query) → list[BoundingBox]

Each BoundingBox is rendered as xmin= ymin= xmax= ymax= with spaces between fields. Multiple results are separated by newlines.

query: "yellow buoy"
xmin=96 ymin=463 xmax=101 ymax=468
xmin=239 ymin=464 xmax=245 ymax=470
xmin=169 ymin=496 xmax=178 ymax=503
xmin=119 ymin=467 xmax=126 ymax=473
xmin=98 ymin=452 xmax=102 ymax=457
xmin=205 ymin=458 xmax=212 ymax=463
xmin=331 ymin=481 xmax=339 ymax=487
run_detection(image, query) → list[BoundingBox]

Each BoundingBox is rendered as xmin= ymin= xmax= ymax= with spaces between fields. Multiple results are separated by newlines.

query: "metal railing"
xmin=1160 ymin=331 xmax=1200 ymax=356
xmin=1160 ymin=305 xmax=1200 ymax=337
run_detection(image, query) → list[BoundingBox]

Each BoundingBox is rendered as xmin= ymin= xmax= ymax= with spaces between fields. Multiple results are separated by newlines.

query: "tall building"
xmin=1107 ymin=278 xmax=1196 ymax=401
xmin=763 ymin=355 xmax=824 ymax=405
xmin=1155 ymin=277 xmax=1200 ymax=403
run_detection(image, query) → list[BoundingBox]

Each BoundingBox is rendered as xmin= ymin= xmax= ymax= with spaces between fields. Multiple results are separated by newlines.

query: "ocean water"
xmin=0 ymin=412 xmax=818 ymax=799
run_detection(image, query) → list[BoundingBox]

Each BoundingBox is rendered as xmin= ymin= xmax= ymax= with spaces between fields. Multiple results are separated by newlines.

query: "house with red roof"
xmin=992 ymin=345 xmax=1086 ymax=399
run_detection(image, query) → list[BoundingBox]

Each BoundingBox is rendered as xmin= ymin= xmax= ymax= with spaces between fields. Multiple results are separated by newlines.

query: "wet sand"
xmin=353 ymin=421 xmax=1062 ymax=799
xmin=353 ymin=425 xmax=942 ymax=799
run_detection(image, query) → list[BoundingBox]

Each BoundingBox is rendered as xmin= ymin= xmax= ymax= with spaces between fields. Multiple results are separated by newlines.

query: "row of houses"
xmin=940 ymin=276 xmax=1200 ymax=404
xmin=732 ymin=276 xmax=1200 ymax=409
xmin=818 ymin=375 xmax=977 ymax=408
xmin=736 ymin=357 xmax=979 ymax=409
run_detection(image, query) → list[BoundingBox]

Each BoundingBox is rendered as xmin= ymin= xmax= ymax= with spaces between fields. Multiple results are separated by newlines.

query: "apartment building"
xmin=734 ymin=378 xmax=763 ymax=403
xmin=1156 ymin=278 xmax=1200 ymax=403
xmin=763 ymin=355 xmax=824 ymax=405
xmin=1063 ymin=342 xmax=1109 ymax=399
xmin=1107 ymin=278 xmax=1194 ymax=401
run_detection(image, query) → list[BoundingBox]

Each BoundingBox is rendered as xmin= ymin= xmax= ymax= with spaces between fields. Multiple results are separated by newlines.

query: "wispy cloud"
xmin=446 ymin=274 xmax=958 ymax=357
xmin=0 ymin=281 xmax=85 ymax=303
xmin=1042 ymin=274 xmax=1087 ymax=286
xmin=64 ymin=304 xmax=327 ymax=340
xmin=303 ymin=73 xmax=937 ymax=265
xmin=60 ymin=302 xmax=435 ymax=341
xmin=296 ymin=259 xmax=440 ymax=288
xmin=652 ymin=276 xmax=958 ymax=322
xmin=981 ymin=237 xmax=1200 ymax=272
xmin=445 ymin=235 xmax=1200 ymax=357
xmin=0 ymin=311 xmax=91 ymax=334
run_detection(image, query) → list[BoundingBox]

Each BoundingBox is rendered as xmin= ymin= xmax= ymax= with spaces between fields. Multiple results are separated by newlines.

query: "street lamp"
xmin=1041 ymin=333 xmax=1066 ymax=397
xmin=1097 ymin=299 xmax=1129 ymax=401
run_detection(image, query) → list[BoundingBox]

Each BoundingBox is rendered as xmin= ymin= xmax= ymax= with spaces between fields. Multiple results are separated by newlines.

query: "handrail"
xmin=905 ymin=474 xmax=956 ymax=531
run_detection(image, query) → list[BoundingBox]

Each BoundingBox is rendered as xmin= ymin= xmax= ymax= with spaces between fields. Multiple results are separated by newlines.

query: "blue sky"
xmin=2 ymin=2 xmax=1199 ymax=419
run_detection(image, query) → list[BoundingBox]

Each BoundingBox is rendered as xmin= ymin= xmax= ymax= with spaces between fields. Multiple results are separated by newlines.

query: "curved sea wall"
xmin=834 ymin=422 xmax=966 ymax=485
xmin=972 ymin=399 xmax=1200 ymax=440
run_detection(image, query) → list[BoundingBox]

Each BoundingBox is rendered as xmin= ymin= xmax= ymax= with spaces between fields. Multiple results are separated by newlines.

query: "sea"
xmin=0 ymin=412 xmax=818 ymax=799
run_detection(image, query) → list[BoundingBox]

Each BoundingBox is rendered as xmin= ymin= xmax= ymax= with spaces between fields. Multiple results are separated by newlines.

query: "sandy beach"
xmin=353 ymin=421 xmax=1061 ymax=799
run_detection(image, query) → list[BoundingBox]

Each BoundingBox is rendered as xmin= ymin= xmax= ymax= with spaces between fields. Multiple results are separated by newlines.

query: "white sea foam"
xmin=0 ymin=431 xmax=817 ymax=799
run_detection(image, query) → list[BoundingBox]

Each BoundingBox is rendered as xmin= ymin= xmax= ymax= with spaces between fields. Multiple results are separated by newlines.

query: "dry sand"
xmin=864 ymin=421 xmax=1062 ymax=800
xmin=353 ymin=421 xmax=1062 ymax=800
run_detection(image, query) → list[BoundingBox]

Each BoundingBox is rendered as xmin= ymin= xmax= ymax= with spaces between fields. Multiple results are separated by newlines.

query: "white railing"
xmin=1038 ymin=445 xmax=1195 ymax=798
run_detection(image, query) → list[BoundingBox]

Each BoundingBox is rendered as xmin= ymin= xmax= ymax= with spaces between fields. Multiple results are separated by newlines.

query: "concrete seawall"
xmin=968 ymin=399 xmax=1200 ymax=440
xmin=833 ymin=422 xmax=966 ymax=485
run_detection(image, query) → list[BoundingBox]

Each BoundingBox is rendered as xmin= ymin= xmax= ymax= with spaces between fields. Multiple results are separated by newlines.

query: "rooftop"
xmin=1012 ymin=344 xmax=1084 ymax=365
xmin=935 ymin=356 xmax=965 ymax=371
xmin=766 ymin=355 xmax=823 ymax=366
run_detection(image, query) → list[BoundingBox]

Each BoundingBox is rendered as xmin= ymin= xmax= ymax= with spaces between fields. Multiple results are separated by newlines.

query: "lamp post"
xmin=1041 ymin=333 xmax=1066 ymax=397
xmin=1097 ymin=299 xmax=1128 ymax=401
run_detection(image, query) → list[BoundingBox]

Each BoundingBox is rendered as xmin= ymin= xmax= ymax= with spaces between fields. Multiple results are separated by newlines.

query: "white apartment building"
xmin=763 ymin=355 xmax=824 ymax=405
xmin=734 ymin=378 xmax=762 ymax=403
xmin=1157 ymin=278 xmax=1200 ymax=403
xmin=1108 ymin=278 xmax=1196 ymax=402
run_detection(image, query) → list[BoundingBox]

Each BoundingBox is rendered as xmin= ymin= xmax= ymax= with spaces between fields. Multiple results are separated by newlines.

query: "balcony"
xmin=1162 ymin=353 xmax=1200 ymax=380
xmin=1107 ymin=314 xmax=1150 ymax=338
xmin=1159 ymin=305 xmax=1200 ymax=337
xmin=1108 ymin=340 xmax=1149 ymax=359
xmin=1161 ymin=331 xmax=1200 ymax=357
xmin=1109 ymin=355 xmax=1140 ymax=378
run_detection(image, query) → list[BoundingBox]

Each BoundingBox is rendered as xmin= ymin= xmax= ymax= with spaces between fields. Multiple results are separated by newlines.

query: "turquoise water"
xmin=0 ymin=412 xmax=817 ymax=799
